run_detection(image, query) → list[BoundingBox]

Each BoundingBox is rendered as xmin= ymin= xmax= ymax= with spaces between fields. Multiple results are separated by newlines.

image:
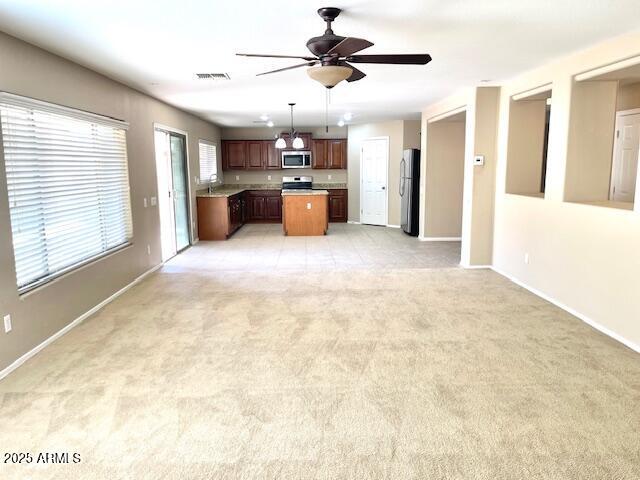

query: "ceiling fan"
xmin=237 ymin=7 xmax=432 ymax=89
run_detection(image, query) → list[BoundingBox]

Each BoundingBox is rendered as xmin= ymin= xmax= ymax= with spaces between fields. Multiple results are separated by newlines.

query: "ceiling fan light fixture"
xmin=307 ymin=65 xmax=353 ymax=88
xmin=275 ymin=137 xmax=287 ymax=149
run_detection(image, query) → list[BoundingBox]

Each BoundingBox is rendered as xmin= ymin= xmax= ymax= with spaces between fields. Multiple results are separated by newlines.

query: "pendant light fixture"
xmin=276 ymin=103 xmax=304 ymax=150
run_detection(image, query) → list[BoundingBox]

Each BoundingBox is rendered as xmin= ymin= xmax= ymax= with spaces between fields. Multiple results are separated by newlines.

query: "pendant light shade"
xmin=292 ymin=136 xmax=304 ymax=149
xmin=307 ymin=65 xmax=353 ymax=89
xmin=275 ymin=137 xmax=286 ymax=149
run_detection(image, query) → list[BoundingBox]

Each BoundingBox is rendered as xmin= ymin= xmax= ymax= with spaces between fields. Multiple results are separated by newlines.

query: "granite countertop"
xmin=281 ymin=189 xmax=329 ymax=196
xmin=197 ymin=183 xmax=346 ymax=198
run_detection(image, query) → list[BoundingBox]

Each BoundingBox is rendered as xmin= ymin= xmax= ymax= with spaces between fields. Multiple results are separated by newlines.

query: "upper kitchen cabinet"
xmin=222 ymin=136 xmax=346 ymax=170
xmin=222 ymin=140 xmax=246 ymax=170
xmin=312 ymin=138 xmax=347 ymax=169
xmin=264 ymin=141 xmax=281 ymax=169
xmin=328 ymin=139 xmax=347 ymax=169
xmin=246 ymin=141 xmax=264 ymax=170
xmin=312 ymin=139 xmax=327 ymax=169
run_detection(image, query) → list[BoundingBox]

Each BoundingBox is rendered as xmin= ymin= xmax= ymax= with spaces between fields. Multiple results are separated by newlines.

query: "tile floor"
xmin=166 ymin=223 xmax=461 ymax=272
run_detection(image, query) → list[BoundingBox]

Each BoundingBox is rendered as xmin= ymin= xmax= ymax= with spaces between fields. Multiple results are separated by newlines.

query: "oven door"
xmin=282 ymin=152 xmax=311 ymax=168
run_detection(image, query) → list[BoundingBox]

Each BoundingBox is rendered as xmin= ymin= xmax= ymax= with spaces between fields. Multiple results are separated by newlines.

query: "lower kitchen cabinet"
xmin=328 ymin=189 xmax=348 ymax=222
xmin=197 ymin=193 xmax=245 ymax=240
xmin=245 ymin=190 xmax=282 ymax=223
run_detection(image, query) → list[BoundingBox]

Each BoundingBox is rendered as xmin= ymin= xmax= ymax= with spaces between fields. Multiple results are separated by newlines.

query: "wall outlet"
xmin=267 ymin=175 xmax=272 ymax=181
xmin=147 ymin=244 xmax=151 ymax=256
xmin=143 ymin=197 xmax=148 ymax=208
xmin=328 ymin=174 xmax=332 ymax=180
xmin=306 ymin=202 xmax=311 ymax=210
xmin=235 ymin=175 xmax=240 ymax=181
xmin=4 ymin=314 xmax=11 ymax=333
xmin=524 ymin=253 xmax=530 ymax=264
xmin=195 ymin=176 xmax=200 ymax=185
xmin=150 ymin=196 xmax=157 ymax=206
xmin=473 ymin=155 xmax=485 ymax=166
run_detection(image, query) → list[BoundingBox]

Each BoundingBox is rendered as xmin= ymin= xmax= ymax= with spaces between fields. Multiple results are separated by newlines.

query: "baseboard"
xmin=419 ymin=236 xmax=462 ymax=242
xmin=386 ymin=224 xmax=401 ymax=228
xmin=0 ymin=262 xmax=164 ymax=382
xmin=492 ymin=266 xmax=640 ymax=354
xmin=347 ymin=220 xmax=361 ymax=225
xmin=461 ymin=264 xmax=492 ymax=269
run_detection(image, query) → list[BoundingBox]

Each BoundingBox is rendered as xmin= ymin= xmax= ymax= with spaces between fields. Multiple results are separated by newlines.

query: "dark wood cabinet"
xmin=246 ymin=141 xmax=263 ymax=169
xmin=312 ymin=139 xmax=328 ymax=169
xmin=265 ymin=141 xmax=281 ymax=169
xmin=328 ymin=189 xmax=348 ymax=222
xmin=223 ymin=141 xmax=246 ymax=170
xmin=245 ymin=190 xmax=282 ymax=223
xmin=311 ymin=138 xmax=347 ymax=169
xmin=328 ymin=139 xmax=347 ymax=169
xmin=265 ymin=196 xmax=282 ymax=220
xmin=222 ymin=137 xmax=346 ymax=170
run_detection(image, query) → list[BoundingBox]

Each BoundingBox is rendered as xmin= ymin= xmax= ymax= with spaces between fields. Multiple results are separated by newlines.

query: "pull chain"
xmin=325 ymin=89 xmax=329 ymax=133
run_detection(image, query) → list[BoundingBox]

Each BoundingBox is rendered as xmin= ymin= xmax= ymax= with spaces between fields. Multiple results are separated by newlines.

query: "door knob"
xmin=381 ymin=186 xmax=386 ymax=190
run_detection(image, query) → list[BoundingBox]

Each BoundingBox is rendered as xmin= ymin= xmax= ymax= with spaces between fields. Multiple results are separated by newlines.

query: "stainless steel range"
xmin=282 ymin=176 xmax=313 ymax=190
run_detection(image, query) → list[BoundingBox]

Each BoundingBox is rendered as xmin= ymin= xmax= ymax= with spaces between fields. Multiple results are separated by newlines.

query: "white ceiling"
xmin=0 ymin=0 xmax=639 ymax=127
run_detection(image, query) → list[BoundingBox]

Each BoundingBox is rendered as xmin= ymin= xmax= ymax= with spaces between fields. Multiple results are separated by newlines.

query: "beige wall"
xmin=616 ymin=81 xmax=640 ymax=111
xmin=424 ymin=119 xmax=465 ymax=237
xmin=506 ymin=99 xmax=547 ymax=195
xmin=491 ymin=32 xmax=640 ymax=348
xmin=0 ymin=32 xmax=221 ymax=372
xmin=403 ymin=120 xmax=421 ymax=149
xmin=420 ymin=87 xmax=500 ymax=266
xmin=565 ymin=81 xmax=618 ymax=202
xmin=347 ymin=121 xmax=404 ymax=224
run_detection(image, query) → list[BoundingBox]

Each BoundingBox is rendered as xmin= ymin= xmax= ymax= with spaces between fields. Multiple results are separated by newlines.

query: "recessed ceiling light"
xmin=337 ymin=119 xmax=345 ymax=127
xmin=267 ymin=120 xmax=274 ymax=127
xmin=260 ymin=114 xmax=269 ymax=121
xmin=343 ymin=112 xmax=353 ymax=121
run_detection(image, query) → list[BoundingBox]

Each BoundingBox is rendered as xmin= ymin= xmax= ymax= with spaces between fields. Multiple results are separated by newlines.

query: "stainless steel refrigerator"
xmin=400 ymin=149 xmax=421 ymax=236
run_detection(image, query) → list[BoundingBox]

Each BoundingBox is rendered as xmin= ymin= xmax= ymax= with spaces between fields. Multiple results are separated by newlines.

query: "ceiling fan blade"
xmin=237 ymin=53 xmax=318 ymax=61
xmin=341 ymin=62 xmax=366 ymax=82
xmin=256 ymin=61 xmax=318 ymax=76
xmin=327 ymin=37 xmax=374 ymax=57
xmin=345 ymin=54 xmax=432 ymax=65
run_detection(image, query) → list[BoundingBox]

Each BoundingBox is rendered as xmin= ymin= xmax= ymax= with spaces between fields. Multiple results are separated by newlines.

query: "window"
xmin=505 ymin=85 xmax=552 ymax=198
xmin=0 ymin=93 xmax=133 ymax=292
xmin=199 ymin=140 xmax=218 ymax=184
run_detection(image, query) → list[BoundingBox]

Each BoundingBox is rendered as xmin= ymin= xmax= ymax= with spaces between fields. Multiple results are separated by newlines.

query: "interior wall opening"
xmin=424 ymin=110 xmax=466 ymax=242
xmin=566 ymin=62 xmax=640 ymax=211
xmin=505 ymin=87 xmax=552 ymax=198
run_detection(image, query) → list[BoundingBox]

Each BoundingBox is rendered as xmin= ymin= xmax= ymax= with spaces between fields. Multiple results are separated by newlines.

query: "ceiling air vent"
xmin=196 ymin=73 xmax=230 ymax=80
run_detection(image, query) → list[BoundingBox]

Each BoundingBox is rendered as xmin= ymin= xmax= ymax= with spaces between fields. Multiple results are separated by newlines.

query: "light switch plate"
xmin=328 ymin=174 xmax=332 ymax=180
xmin=235 ymin=175 xmax=240 ymax=181
xmin=306 ymin=203 xmax=311 ymax=209
xmin=150 ymin=196 xmax=157 ymax=206
xmin=4 ymin=314 xmax=11 ymax=333
xmin=267 ymin=175 xmax=272 ymax=180
xmin=473 ymin=155 xmax=485 ymax=166
xmin=143 ymin=197 xmax=148 ymax=208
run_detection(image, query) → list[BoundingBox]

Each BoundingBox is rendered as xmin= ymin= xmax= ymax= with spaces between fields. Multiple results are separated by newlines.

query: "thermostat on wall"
xmin=473 ymin=155 xmax=485 ymax=166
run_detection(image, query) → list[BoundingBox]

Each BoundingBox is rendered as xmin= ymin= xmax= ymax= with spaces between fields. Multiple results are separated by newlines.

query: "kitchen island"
xmin=282 ymin=190 xmax=329 ymax=236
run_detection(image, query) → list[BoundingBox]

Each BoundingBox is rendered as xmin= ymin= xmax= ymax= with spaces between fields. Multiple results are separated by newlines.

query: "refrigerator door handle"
xmin=399 ymin=158 xmax=406 ymax=196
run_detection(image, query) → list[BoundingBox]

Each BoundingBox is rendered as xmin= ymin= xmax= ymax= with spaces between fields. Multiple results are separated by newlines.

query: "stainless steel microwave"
xmin=282 ymin=150 xmax=312 ymax=169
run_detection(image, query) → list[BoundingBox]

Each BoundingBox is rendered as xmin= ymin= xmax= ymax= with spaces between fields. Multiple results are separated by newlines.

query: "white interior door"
xmin=360 ymin=137 xmax=388 ymax=225
xmin=610 ymin=111 xmax=640 ymax=203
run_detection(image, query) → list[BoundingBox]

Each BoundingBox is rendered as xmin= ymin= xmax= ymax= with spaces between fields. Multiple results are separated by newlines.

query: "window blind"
xmin=199 ymin=140 xmax=218 ymax=183
xmin=0 ymin=92 xmax=133 ymax=292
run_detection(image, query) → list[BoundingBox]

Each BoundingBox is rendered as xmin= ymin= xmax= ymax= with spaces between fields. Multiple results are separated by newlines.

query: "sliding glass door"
xmin=154 ymin=128 xmax=191 ymax=260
